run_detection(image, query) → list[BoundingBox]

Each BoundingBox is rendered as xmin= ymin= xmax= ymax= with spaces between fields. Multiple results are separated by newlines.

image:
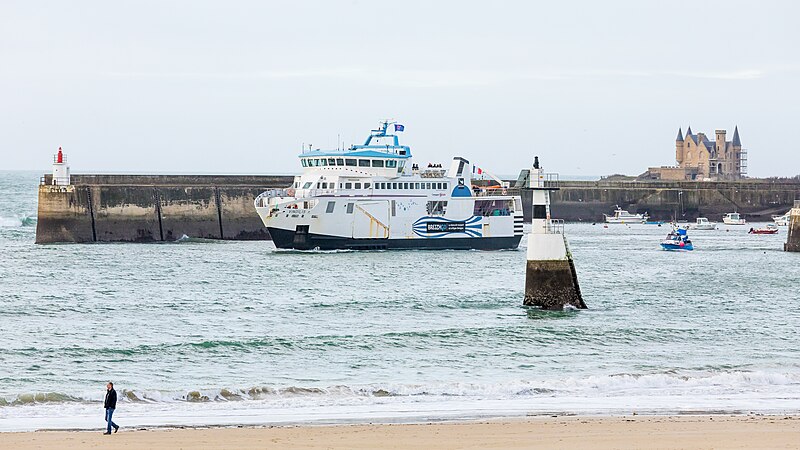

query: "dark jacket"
xmin=104 ymin=389 xmax=117 ymax=409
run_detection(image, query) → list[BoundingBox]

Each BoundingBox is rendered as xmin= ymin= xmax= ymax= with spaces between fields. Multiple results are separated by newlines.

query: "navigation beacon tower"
xmin=524 ymin=156 xmax=586 ymax=309
xmin=52 ymin=147 xmax=71 ymax=186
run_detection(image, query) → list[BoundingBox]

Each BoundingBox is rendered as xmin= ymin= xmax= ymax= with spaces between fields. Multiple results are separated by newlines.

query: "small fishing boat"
xmin=772 ymin=211 xmax=791 ymax=226
xmin=748 ymin=224 xmax=779 ymax=235
xmin=722 ymin=212 xmax=746 ymax=225
xmin=660 ymin=227 xmax=693 ymax=251
xmin=604 ymin=205 xmax=648 ymax=224
xmin=689 ymin=217 xmax=717 ymax=230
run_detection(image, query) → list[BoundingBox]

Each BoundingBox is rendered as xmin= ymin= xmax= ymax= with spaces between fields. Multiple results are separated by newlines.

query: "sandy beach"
xmin=4 ymin=415 xmax=799 ymax=449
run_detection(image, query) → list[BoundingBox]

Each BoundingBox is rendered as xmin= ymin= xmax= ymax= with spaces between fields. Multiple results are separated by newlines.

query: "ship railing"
xmin=420 ymin=169 xmax=447 ymax=178
xmin=474 ymin=187 xmax=521 ymax=197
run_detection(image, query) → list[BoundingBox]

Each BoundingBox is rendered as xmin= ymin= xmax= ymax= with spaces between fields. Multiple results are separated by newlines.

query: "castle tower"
xmin=523 ymin=156 xmax=586 ymax=310
xmin=675 ymin=128 xmax=684 ymax=164
xmin=52 ymin=147 xmax=71 ymax=186
xmin=715 ymin=129 xmax=726 ymax=157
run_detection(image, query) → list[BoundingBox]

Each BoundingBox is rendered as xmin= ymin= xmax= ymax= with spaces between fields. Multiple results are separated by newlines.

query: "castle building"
xmin=646 ymin=126 xmax=747 ymax=181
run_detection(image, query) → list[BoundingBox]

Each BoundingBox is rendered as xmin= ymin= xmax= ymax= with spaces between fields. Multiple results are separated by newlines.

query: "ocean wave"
xmin=3 ymin=370 xmax=799 ymax=407
xmin=0 ymin=214 xmax=36 ymax=228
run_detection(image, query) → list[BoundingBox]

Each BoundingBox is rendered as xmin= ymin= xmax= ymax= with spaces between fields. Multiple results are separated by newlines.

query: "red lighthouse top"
xmin=57 ymin=147 xmax=63 ymax=163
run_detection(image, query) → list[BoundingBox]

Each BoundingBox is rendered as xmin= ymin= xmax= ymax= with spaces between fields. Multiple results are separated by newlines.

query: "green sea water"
xmin=0 ymin=170 xmax=798 ymax=430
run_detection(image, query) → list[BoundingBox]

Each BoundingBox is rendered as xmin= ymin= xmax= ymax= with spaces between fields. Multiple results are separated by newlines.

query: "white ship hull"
xmin=257 ymin=195 xmax=523 ymax=250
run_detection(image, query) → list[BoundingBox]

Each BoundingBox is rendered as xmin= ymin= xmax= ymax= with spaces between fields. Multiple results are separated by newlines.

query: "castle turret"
xmin=675 ymin=128 xmax=684 ymax=164
xmin=52 ymin=147 xmax=71 ymax=186
xmin=715 ymin=129 xmax=726 ymax=157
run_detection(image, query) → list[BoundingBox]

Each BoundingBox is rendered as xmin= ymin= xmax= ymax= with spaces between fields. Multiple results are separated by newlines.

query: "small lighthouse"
xmin=52 ymin=147 xmax=71 ymax=186
xmin=524 ymin=156 xmax=586 ymax=310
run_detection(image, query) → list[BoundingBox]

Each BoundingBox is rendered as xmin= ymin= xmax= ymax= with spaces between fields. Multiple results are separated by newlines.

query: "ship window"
xmin=301 ymin=159 xmax=308 ymax=167
xmin=425 ymin=182 xmax=431 ymax=189
xmin=403 ymin=182 xmax=409 ymax=189
xmin=364 ymin=183 xmax=371 ymax=189
xmin=336 ymin=158 xmax=344 ymax=166
xmin=328 ymin=158 xmax=336 ymax=165
xmin=533 ymin=205 xmax=547 ymax=219
xmin=355 ymin=182 xmax=362 ymax=189
xmin=386 ymin=160 xmax=397 ymax=168
xmin=392 ymin=182 xmax=397 ymax=189
xmin=321 ymin=182 xmax=327 ymax=189
xmin=391 ymin=200 xmax=396 ymax=216
xmin=326 ymin=201 xmax=336 ymax=213
xmin=320 ymin=159 xmax=327 ymax=166
xmin=436 ymin=183 xmax=442 ymax=189
xmin=414 ymin=182 xmax=420 ymax=189
xmin=345 ymin=182 xmax=352 ymax=189
xmin=359 ymin=159 xmax=370 ymax=167
xmin=372 ymin=160 xmax=384 ymax=168
xmin=303 ymin=182 xmax=313 ymax=189
xmin=346 ymin=203 xmax=354 ymax=214
xmin=427 ymin=201 xmax=447 ymax=216
xmin=345 ymin=159 xmax=357 ymax=166
xmin=316 ymin=183 xmax=321 ymax=189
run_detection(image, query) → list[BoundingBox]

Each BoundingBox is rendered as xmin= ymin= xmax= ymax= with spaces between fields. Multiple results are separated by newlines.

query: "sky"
xmin=1 ymin=0 xmax=799 ymax=178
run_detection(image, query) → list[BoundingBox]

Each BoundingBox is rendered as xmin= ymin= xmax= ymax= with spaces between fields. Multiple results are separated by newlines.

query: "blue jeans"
xmin=105 ymin=408 xmax=118 ymax=433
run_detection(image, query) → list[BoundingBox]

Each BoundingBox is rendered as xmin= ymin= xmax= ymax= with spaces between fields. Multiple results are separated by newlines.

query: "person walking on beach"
xmin=103 ymin=382 xmax=120 ymax=435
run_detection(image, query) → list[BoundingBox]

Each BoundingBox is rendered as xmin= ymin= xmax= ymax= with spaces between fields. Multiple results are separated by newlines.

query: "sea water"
xmin=0 ymin=170 xmax=798 ymax=431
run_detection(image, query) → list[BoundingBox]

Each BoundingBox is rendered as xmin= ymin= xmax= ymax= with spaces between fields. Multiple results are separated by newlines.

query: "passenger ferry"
xmin=254 ymin=121 xmax=524 ymax=250
xmin=604 ymin=205 xmax=648 ymax=224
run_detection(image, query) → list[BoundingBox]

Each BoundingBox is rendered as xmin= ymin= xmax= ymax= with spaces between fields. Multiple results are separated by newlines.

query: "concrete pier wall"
xmin=521 ymin=180 xmax=800 ymax=222
xmin=784 ymin=201 xmax=800 ymax=252
xmin=36 ymin=175 xmax=293 ymax=244
xmin=37 ymin=175 xmax=800 ymax=243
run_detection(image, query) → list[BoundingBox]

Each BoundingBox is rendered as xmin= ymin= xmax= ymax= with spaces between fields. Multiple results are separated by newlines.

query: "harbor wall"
xmin=523 ymin=180 xmax=800 ymax=222
xmin=37 ymin=175 xmax=800 ymax=243
xmin=36 ymin=175 xmax=293 ymax=244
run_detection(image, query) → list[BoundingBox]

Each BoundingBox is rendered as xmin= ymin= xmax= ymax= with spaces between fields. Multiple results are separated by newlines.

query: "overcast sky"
xmin=1 ymin=0 xmax=798 ymax=177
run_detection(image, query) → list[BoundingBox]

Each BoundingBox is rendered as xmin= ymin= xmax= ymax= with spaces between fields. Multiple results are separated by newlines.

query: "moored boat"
xmin=689 ymin=217 xmax=717 ymax=230
xmin=722 ymin=212 xmax=746 ymax=225
xmin=604 ymin=205 xmax=648 ymax=224
xmin=748 ymin=224 xmax=779 ymax=235
xmin=772 ymin=211 xmax=791 ymax=226
xmin=660 ymin=227 xmax=693 ymax=251
xmin=254 ymin=121 xmax=524 ymax=250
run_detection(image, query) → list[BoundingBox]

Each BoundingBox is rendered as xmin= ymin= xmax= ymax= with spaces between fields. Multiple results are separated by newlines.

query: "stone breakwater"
xmin=525 ymin=180 xmax=800 ymax=223
xmin=36 ymin=175 xmax=800 ymax=243
xmin=35 ymin=175 xmax=293 ymax=244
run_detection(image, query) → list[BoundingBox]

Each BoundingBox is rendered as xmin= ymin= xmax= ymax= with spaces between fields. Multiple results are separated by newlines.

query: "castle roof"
xmin=732 ymin=126 xmax=741 ymax=146
xmin=685 ymin=126 xmax=697 ymax=144
xmin=676 ymin=128 xmax=683 ymax=141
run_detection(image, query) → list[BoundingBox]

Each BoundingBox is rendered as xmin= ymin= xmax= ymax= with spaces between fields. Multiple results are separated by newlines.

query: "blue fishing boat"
xmin=660 ymin=228 xmax=693 ymax=251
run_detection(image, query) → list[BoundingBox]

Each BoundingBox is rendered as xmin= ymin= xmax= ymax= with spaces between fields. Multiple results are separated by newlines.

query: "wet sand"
xmin=4 ymin=415 xmax=799 ymax=449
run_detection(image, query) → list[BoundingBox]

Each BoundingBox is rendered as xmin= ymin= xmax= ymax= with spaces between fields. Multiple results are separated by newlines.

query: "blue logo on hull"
xmin=412 ymin=216 xmax=482 ymax=238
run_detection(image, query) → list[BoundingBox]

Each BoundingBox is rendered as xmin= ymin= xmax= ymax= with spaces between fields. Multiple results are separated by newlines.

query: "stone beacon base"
xmin=524 ymin=259 xmax=586 ymax=310
xmin=36 ymin=174 xmax=293 ymax=244
xmin=784 ymin=201 xmax=800 ymax=252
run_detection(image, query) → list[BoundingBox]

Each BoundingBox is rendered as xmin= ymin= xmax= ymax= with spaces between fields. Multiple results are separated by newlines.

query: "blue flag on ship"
xmin=394 ymin=124 xmax=405 ymax=132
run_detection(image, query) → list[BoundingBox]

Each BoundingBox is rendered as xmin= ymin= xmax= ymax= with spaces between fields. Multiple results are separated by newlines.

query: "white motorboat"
xmin=722 ymin=212 xmax=746 ymax=225
xmin=772 ymin=211 xmax=791 ymax=226
xmin=604 ymin=205 xmax=648 ymax=224
xmin=690 ymin=217 xmax=717 ymax=230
